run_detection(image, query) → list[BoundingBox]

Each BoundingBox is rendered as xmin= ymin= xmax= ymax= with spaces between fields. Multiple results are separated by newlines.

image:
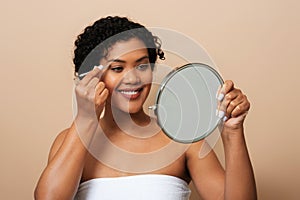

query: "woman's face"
xmin=100 ymin=38 xmax=153 ymax=114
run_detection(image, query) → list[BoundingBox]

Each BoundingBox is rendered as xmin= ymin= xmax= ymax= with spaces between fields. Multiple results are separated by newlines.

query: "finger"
xmin=221 ymin=80 xmax=234 ymax=96
xmin=216 ymin=84 xmax=224 ymax=115
xmin=217 ymin=89 xmax=240 ymax=117
xmin=80 ymin=68 xmax=103 ymax=85
xmin=216 ymin=80 xmax=234 ymax=103
xmin=77 ymin=77 xmax=99 ymax=100
xmin=231 ymin=97 xmax=250 ymax=117
xmin=95 ymin=88 xmax=109 ymax=105
xmin=95 ymin=81 xmax=106 ymax=95
xmin=86 ymin=77 xmax=100 ymax=90
xmin=216 ymin=85 xmax=222 ymax=100
xmin=225 ymin=94 xmax=244 ymax=117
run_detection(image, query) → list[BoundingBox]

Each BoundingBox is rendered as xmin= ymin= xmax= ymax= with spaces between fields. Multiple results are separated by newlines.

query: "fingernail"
xmin=218 ymin=110 xmax=225 ymax=118
xmin=216 ymin=86 xmax=221 ymax=98
xmin=223 ymin=116 xmax=228 ymax=122
xmin=98 ymin=65 xmax=104 ymax=70
xmin=221 ymin=84 xmax=226 ymax=92
xmin=217 ymin=93 xmax=224 ymax=101
xmin=94 ymin=65 xmax=104 ymax=70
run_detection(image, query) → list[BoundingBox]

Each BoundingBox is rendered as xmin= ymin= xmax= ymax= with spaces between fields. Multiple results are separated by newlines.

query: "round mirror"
xmin=152 ymin=63 xmax=223 ymax=143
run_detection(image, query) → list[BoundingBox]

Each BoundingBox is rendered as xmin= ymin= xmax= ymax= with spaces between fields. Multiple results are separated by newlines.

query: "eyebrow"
xmin=136 ymin=55 xmax=149 ymax=63
xmin=107 ymin=55 xmax=149 ymax=63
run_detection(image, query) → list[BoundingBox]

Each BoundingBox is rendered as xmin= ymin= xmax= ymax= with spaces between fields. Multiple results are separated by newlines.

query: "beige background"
xmin=1 ymin=0 xmax=299 ymax=199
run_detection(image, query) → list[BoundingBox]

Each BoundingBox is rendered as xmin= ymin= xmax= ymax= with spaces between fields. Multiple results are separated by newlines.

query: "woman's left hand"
xmin=217 ymin=80 xmax=250 ymax=130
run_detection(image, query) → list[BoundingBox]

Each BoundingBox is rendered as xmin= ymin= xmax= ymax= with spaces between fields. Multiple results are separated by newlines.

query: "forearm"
xmin=35 ymin=118 xmax=98 ymax=200
xmin=221 ymin=127 xmax=257 ymax=200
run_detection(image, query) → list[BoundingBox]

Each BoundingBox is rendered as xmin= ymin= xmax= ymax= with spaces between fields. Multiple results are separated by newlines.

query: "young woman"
xmin=34 ymin=16 xmax=257 ymax=200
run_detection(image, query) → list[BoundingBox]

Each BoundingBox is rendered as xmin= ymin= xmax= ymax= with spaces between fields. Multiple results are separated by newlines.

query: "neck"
xmin=101 ymin=104 xmax=150 ymax=131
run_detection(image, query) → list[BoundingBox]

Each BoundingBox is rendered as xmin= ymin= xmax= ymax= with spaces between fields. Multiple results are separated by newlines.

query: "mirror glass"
xmin=154 ymin=63 xmax=223 ymax=143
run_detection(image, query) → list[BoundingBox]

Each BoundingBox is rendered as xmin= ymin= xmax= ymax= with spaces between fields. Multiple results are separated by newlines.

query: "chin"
xmin=115 ymin=103 xmax=145 ymax=114
xmin=128 ymin=107 xmax=144 ymax=114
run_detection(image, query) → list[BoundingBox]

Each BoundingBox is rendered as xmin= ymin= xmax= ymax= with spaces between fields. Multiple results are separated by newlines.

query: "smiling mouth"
xmin=118 ymin=88 xmax=144 ymax=100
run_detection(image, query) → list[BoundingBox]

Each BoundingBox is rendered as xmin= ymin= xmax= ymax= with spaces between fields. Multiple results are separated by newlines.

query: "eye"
xmin=111 ymin=66 xmax=124 ymax=73
xmin=136 ymin=63 xmax=150 ymax=71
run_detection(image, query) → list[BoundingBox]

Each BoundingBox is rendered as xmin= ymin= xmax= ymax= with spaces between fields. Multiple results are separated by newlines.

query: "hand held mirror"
xmin=149 ymin=63 xmax=224 ymax=143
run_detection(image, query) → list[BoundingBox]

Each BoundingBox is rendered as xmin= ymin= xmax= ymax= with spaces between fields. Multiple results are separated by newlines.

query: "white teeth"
xmin=120 ymin=90 xmax=138 ymax=95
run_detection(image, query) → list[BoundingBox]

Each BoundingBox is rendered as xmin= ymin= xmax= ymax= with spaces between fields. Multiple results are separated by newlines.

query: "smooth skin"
xmin=35 ymin=38 xmax=257 ymax=200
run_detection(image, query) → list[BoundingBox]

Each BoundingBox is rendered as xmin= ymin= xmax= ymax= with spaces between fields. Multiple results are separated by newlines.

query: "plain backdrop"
xmin=1 ymin=0 xmax=299 ymax=199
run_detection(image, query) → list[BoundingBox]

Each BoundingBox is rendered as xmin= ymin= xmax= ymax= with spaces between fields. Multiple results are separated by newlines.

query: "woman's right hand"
xmin=75 ymin=67 xmax=109 ymax=120
xmin=34 ymin=69 xmax=109 ymax=199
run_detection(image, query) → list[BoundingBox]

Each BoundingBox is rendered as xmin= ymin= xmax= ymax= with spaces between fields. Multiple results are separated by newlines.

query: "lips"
xmin=117 ymin=87 xmax=144 ymax=100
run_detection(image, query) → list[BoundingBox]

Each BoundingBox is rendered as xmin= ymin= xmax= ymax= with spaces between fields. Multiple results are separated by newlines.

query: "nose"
xmin=122 ymin=69 xmax=141 ymax=85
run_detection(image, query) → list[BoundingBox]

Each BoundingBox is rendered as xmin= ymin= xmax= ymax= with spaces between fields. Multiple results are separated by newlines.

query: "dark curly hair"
xmin=73 ymin=16 xmax=165 ymax=75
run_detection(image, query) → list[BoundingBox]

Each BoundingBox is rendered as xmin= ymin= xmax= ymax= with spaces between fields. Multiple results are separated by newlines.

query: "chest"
xmin=81 ymin=133 xmax=190 ymax=182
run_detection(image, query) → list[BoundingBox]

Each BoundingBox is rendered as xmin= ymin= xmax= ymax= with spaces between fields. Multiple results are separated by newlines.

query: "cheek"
xmin=103 ymin=75 xmax=120 ymax=93
xmin=141 ymin=71 xmax=153 ymax=84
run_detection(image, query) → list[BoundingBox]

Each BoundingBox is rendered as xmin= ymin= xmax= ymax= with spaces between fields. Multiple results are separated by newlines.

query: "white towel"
xmin=74 ymin=174 xmax=191 ymax=200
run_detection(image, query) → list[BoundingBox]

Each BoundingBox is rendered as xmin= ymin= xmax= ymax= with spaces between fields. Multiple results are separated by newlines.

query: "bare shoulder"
xmin=47 ymin=128 xmax=69 ymax=163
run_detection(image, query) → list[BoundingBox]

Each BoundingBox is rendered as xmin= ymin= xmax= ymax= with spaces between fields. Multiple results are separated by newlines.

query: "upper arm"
xmin=47 ymin=128 xmax=69 ymax=164
xmin=186 ymin=140 xmax=225 ymax=200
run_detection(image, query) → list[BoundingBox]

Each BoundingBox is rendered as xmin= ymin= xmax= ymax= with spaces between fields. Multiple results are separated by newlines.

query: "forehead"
xmin=104 ymin=38 xmax=148 ymax=60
